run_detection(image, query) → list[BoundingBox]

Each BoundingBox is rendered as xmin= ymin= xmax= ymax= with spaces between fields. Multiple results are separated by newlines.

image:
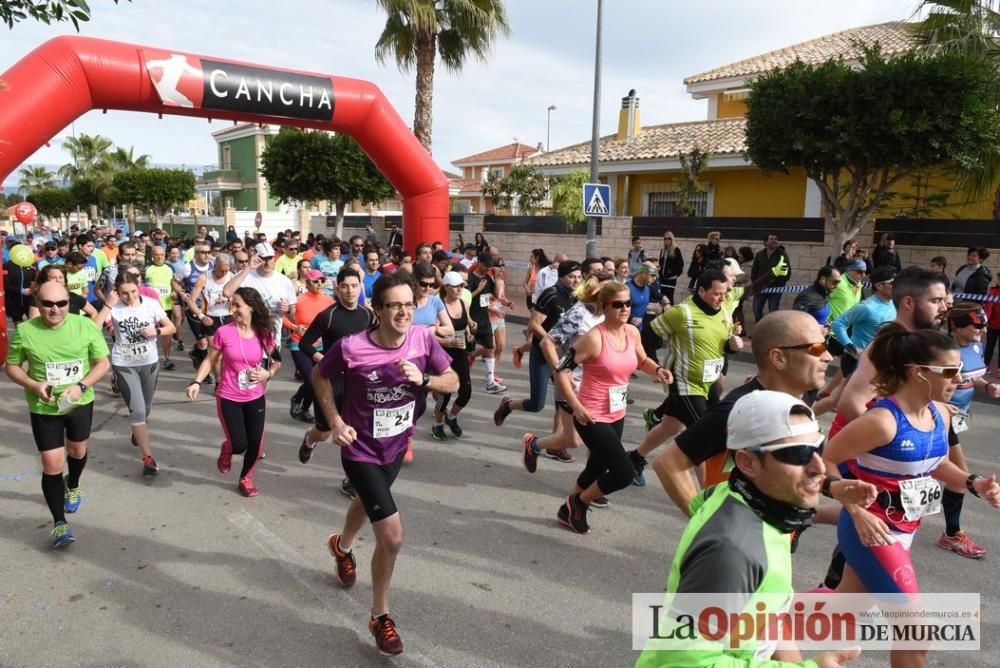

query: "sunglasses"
xmin=908 ymin=363 xmax=964 ymax=378
xmin=39 ymin=299 xmax=69 ymax=308
xmin=420 ymin=282 xmax=437 ymax=289
xmin=778 ymin=341 xmax=827 ymax=357
xmin=307 ymin=279 xmax=325 ymax=284
xmin=609 ymin=299 xmax=632 ymax=309
xmin=753 ymin=436 xmax=826 ymax=465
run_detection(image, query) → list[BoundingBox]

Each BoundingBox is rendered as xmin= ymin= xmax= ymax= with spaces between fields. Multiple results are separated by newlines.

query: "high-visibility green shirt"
xmin=827 ymin=274 xmax=863 ymax=323
xmin=146 ymin=263 xmax=175 ymax=309
xmin=651 ymin=297 xmax=732 ymax=398
xmin=635 ymin=483 xmax=816 ymax=668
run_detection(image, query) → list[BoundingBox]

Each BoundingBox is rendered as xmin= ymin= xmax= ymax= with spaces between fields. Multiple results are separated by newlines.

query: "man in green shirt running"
xmin=146 ymin=245 xmax=178 ymax=370
xmin=635 ymin=391 xmax=860 ymax=668
xmin=5 ymin=281 xmax=110 ymax=549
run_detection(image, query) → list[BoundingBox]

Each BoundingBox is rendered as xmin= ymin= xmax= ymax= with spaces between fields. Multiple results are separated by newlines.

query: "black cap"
xmin=871 ymin=266 xmax=896 ymax=285
xmin=558 ymin=260 xmax=582 ymax=278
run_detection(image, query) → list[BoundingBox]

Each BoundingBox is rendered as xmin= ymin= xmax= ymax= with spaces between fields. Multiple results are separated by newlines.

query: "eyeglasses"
xmin=39 ymin=299 xmax=69 ymax=308
xmin=307 ymin=279 xmax=325 ymax=284
xmin=753 ymin=437 xmax=826 ymax=466
xmin=420 ymin=282 xmax=437 ymax=289
xmin=609 ymin=299 xmax=632 ymax=309
xmin=778 ymin=341 xmax=827 ymax=357
xmin=382 ymin=302 xmax=416 ymax=312
xmin=195 ymin=250 xmax=210 ymax=254
xmin=907 ymin=363 xmax=964 ymax=378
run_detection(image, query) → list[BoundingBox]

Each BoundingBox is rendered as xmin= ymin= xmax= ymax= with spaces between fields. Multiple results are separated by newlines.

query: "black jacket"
xmin=953 ymin=264 xmax=992 ymax=296
xmin=871 ymin=245 xmax=902 ymax=272
xmin=792 ymin=282 xmax=830 ymax=319
xmin=658 ymin=247 xmax=684 ymax=284
xmin=750 ymin=246 xmax=791 ymax=288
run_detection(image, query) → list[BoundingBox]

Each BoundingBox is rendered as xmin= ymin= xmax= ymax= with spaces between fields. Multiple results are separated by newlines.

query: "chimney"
xmin=616 ymin=89 xmax=641 ymax=142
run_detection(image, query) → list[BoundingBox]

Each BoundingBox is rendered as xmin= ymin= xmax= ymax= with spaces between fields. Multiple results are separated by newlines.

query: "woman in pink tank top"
xmin=552 ymin=283 xmax=674 ymax=534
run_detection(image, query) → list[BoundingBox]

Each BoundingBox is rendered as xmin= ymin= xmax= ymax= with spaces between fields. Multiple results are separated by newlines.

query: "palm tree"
xmin=374 ymin=0 xmax=510 ymax=153
xmin=103 ymin=146 xmax=151 ymax=172
xmin=17 ymin=165 xmax=57 ymax=194
xmin=58 ymin=132 xmax=113 ymax=181
xmin=912 ymin=0 xmax=1000 ymax=218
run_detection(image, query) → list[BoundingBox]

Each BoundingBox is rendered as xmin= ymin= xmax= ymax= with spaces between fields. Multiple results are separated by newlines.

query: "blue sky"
xmin=1 ymin=0 xmax=919 ymax=186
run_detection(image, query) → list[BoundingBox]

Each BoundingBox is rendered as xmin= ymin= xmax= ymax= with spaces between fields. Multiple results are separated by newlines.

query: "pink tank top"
xmin=577 ymin=324 xmax=637 ymax=423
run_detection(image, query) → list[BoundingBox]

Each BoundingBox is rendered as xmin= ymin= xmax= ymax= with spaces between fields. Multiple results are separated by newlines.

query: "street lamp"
xmin=546 ymin=105 xmax=556 ymax=151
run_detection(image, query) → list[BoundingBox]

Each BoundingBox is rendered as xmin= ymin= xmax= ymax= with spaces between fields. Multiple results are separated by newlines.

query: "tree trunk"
xmin=413 ymin=32 xmax=437 ymax=154
xmin=334 ymin=201 xmax=346 ymax=240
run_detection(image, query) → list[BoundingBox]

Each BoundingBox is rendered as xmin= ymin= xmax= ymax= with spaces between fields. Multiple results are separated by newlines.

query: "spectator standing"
xmin=705 ymin=230 xmax=723 ymax=262
xmin=984 ymin=276 xmax=1000 ymax=376
xmin=750 ymin=234 xmax=791 ymax=322
xmin=532 ymin=252 xmax=564 ymax=302
xmin=952 ymin=246 xmax=992 ymax=296
xmin=930 ymin=255 xmax=950 ymax=287
xmin=829 ymin=239 xmax=858 ymax=272
xmin=626 ymin=236 xmax=646 ymax=276
xmin=657 ymin=232 xmax=684 ymax=306
xmin=386 ymin=222 xmax=402 ymax=248
xmin=871 ymin=232 xmax=902 ymax=271
xmin=792 ymin=266 xmax=841 ymax=326
xmin=686 ymin=243 xmax=707 ymax=293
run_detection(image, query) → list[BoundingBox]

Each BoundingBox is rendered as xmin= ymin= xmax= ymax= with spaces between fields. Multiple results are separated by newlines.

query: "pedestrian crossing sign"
xmin=582 ymin=183 xmax=611 ymax=217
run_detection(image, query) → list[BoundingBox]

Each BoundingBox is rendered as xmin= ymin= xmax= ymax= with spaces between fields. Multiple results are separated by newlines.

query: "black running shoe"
xmin=430 ymin=424 xmax=447 ymax=441
xmin=340 ymin=478 xmax=357 ymax=499
xmin=445 ymin=416 xmax=463 ymax=437
xmin=560 ymin=494 xmax=591 ymax=534
xmin=299 ymin=435 xmax=314 ymax=464
xmin=493 ymin=396 xmax=513 ymax=426
xmin=162 ymin=358 xmax=175 ymax=371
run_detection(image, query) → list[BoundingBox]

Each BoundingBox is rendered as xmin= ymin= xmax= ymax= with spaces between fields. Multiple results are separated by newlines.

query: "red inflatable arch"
xmin=0 ymin=36 xmax=449 ymax=361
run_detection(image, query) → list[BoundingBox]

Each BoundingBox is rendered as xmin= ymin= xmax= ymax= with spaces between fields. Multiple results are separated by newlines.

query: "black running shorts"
xmin=661 ymin=393 xmax=710 ymax=428
xmin=30 ymin=403 xmax=95 ymax=452
xmin=341 ymin=450 xmax=406 ymax=523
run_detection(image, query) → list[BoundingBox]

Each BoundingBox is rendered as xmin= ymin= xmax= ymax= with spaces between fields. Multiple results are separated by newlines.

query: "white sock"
xmin=484 ymin=357 xmax=496 ymax=384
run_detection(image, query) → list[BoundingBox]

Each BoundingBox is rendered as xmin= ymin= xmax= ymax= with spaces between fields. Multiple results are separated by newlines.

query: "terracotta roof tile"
xmin=685 ymin=22 xmax=915 ymax=85
xmin=451 ymin=178 xmax=484 ymax=194
xmin=526 ymin=118 xmax=747 ymax=168
xmin=453 ymin=142 xmax=542 ymax=165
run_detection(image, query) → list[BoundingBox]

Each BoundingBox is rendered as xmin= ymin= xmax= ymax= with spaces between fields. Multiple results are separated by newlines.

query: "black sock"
xmin=943 ymin=489 xmax=965 ymax=537
xmin=66 ymin=453 xmax=87 ymax=490
xmin=823 ymin=545 xmax=846 ymax=589
xmin=41 ymin=473 xmax=66 ymax=524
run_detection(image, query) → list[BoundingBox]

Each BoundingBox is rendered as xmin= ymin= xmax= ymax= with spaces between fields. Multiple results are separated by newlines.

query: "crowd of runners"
xmin=4 ymin=222 xmax=1000 ymax=664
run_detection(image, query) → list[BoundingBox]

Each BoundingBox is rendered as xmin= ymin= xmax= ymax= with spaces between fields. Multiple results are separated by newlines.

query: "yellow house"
xmin=529 ymin=22 xmax=993 ymax=221
xmin=451 ymin=141 xmax=545 ymax=214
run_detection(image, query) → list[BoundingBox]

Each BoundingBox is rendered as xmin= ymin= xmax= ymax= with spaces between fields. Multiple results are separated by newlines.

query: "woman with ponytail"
xmin=825 ymin=323 xmax=1000 ymax=666
xmin=186 ymin=287 xmax=279 ymax=497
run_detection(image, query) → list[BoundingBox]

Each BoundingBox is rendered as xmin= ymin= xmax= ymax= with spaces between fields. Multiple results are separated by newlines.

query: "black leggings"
xmin=436 ymin=346 xmax=472 ymax=413
xmin=573 ymin=418 xmax=634 ymax=496
xmin=216 ymin=395 xmax=266 ymax=478
xmin=290 ymin=349 xmax=315 ymax=411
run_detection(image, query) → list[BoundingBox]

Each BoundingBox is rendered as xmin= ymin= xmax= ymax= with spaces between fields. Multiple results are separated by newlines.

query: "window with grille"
xmin=647 ymin=191 xmax=708 ymax=217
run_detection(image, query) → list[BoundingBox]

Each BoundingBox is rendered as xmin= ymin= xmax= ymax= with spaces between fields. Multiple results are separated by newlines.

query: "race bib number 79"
xmin=45 ymin=359 xmax=84 ymax=385
xmin=373 ymin=401 xmax=415 ymax=439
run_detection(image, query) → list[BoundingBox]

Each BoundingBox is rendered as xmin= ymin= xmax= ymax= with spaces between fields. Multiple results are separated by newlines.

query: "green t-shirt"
xmin=146 ymin=263 xmax=175 ymax=309
xmin=650 ymin=297 xmax=733 ymax=398
xmin=7 ymin=314 xmax=110 ymax=415
xmin=66 ymin=269 xmax=88 ymax=296
xmin=827 ymin=274 xmax=863 ymax=323
xmin=274 ymin=253 xmax=303 ymax=278
xmin=93 ymin=248 xmax=109 ymax=274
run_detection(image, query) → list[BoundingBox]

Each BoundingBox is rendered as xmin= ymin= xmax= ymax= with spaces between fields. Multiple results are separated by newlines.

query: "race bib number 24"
xmin=373 ymin=401 xmax=415 ymax=439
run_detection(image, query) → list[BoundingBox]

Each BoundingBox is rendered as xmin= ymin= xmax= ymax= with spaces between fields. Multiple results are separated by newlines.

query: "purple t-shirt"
xmin=212 ymin=322 xmax=271 ymax=402
xmin=318 ymin=326 xmax=452 ymax=464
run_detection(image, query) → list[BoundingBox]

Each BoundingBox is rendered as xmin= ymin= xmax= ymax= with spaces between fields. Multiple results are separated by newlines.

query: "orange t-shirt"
xmin=283 ymin=290 xmax=333 ymax=343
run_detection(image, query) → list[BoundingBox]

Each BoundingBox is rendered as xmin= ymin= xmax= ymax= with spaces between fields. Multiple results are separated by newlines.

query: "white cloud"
xmin=1 ymin=0 xmax=919 ymax=185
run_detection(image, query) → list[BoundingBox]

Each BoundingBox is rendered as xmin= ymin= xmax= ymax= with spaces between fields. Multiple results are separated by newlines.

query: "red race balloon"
xmin=14 ymin=201 xmax=36 ymax=225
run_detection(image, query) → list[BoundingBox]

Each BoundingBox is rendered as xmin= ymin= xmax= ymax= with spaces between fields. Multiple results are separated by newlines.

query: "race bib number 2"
xmin=608 ymin=385 xmax=628 ymax=413
xmin=373 ymin=401 xmax=415 ymax=439
xmin=951 ymin=413 xmax=969 ymax=434
xmin=45 ymin=359 xmax=84 ymax=385
xmin=898 ymin=476 xmax=942 ymax=521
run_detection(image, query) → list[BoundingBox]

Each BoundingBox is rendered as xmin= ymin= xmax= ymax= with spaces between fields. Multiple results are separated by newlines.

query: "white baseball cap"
xmin=727 ymin=390 xmax=821 ymax=451
xmin=442 ymin=271 xmax=465 ymax=287
xmin=254 ymin=242 xmax=275 ymax=258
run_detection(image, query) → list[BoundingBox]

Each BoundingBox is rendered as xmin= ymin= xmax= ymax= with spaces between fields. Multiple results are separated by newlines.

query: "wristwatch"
xmin=420 ymin=373 xmax=431 ymax=388
xmin=77 ymin=382 xmax=88 ymax=393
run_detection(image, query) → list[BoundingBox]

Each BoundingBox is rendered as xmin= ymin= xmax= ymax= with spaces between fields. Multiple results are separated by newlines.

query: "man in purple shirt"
xmin=313 ymin=271 xmax=457 ymax=657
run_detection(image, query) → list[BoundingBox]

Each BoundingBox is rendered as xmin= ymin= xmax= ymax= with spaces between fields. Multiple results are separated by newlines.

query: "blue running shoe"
xmin=52 ymin=521 xmax=74 ymax=548
xmin=64 ymin=486 xmax=82 ymax=513
xmin=629 ymin=450 xmax=647 ymax=487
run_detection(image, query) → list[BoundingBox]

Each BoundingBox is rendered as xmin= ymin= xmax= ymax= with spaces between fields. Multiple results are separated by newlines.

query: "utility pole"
xmin=586 ymin=0 xmax=603 ymax=259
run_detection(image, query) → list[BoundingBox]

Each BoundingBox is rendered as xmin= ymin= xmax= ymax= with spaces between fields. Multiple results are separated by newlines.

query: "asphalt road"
xmin=1 ymin=335 xmax=998 ymax=667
